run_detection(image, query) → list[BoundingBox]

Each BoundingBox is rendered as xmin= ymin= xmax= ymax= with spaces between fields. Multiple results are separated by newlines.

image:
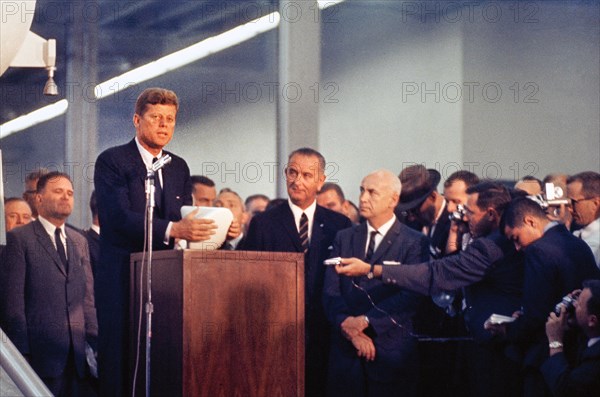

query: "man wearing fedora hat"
xmin=397 ymin=165 xmax=450 ymax=259
xmin=396 ymin=164 xmax=465 ymax=396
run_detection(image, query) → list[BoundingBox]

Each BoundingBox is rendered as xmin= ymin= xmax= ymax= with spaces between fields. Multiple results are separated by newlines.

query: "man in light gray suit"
xmin=0 ymin=171 xmax=97 ymax=397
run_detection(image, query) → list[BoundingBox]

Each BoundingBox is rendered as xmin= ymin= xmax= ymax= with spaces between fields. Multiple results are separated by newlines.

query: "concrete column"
xmin=64 ymin=3 xmax=98 ymax=228
xmin=277 ymin=0 xmax=321 ymax=197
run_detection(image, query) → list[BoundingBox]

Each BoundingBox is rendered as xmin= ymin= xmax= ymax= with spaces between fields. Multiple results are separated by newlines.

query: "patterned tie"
xmin=55 ymin=227 xmax=68 ymax=273
xmin=299 ymin=212 xmax=309 ymax=253
xmin=152 ymin=157 xmax=163 ymax=214
xmin=365 ymin=230 xmax=378 ymax=262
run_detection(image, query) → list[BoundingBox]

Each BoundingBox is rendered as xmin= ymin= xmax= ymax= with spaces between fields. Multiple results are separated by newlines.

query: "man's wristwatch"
xmin=548 ymin=341 xmax=563 ymax=349
xmin=367 ymin=263 xmax=375 ymax=279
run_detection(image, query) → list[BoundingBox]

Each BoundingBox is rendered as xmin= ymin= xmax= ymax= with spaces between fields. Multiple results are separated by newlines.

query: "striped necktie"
xmin=299 ymin=212 xmax=309 ymax=253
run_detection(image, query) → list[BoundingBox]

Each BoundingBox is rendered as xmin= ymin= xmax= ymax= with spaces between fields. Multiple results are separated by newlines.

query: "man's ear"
xmin=133 ymin=113 xmax=140 ymax=128
xmin=341 ymin=200 xmax=350 ymax=216
xmin=523 ymin=214 xmax=537 ymax=228
xmin=588 ymin=314 xmax=598 ymax=329
xmin=487 ymin=208 xmax=498 ymax=222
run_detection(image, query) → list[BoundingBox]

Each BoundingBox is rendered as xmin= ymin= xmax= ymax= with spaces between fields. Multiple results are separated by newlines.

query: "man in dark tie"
xmin=1 ymin=171 xmax=97 ymax=397
xmin=94 ymin=88 xmax=239 ymax=396
xmin=323 ymin=169 xmax=429 ymax=397
xmin=242 ymin=147 xmax=352 ymax=397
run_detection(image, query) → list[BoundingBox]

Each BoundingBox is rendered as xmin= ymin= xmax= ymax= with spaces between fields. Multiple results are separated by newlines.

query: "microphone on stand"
xmin=151 ymin=154 xmax=172 ymax=172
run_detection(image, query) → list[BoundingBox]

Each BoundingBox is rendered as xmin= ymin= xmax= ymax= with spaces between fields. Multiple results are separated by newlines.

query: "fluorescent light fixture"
xmin=94 ymin=12 xmax=281 ymax=99
xmin=0 ymin=99 xmax=68 ymax=139
xmin=1 ymin=0 xmax=348 ymax=135
xmin=318 ymin=0 xmax=346 ymax=9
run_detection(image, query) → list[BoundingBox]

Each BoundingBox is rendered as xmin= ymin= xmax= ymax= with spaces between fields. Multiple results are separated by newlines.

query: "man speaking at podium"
xmin=94 ymin=88 xmax=234 ymax=396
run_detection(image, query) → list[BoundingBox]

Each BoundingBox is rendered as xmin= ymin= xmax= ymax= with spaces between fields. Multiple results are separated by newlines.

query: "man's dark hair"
xmin=36 ymin=171 xmax=72 ymax=192
xmin=4 ymin=197 xmax=28 ymax=205
xmin=266 ymin=198 xmax=287 ymax=211
xmin=515 ymin=175 xmax=543 ymax=192
xmin=245 ymin=194 xmax=270 ymax=206
xmin=502 ymin=197 xmax=547 ymax=229
xmin=582 ymin=279 xmax=600 ymax=318
xmin=134 ymin=87 xmax=179 ymax=116
xmin=444 ymin=170 xmax=480 ymax=189
xmin=466 ymin=181 xmax=511 ymax=215
xmin=191 ymin=175 xmax=215 ymax=187
xmin=288 ymin=147 xmax=326 ymax=173
xmin=90 ymin=190 xmax=98 ymax=218
xmin=318 ymin=182 xmax=345 ymax=201
xmin=567 ymin=171 xmax=600 ymax=198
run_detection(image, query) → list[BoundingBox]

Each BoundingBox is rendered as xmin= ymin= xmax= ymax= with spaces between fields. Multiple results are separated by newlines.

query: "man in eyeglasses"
xmin=242 ymin=147 xmax=352 ymax=397
xmin=567 ymin=171 xmax=600 ymax=268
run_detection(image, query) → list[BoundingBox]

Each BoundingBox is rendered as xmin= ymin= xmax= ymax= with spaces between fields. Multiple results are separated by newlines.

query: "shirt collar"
xmin=543 ymin=221 xmax=559 ymax=233
xmin=91 ymin=224 xmax=100 ymax=234
xmin=588 ymin=336 xmax=600 ymax=348
xmin=579 ymin=218 xmax=600 ymax=239
xmin=367 ymin=214 xmax=396 ymax=237
xmin=37 ymin=216 xmax=65 ymax=239
xmin=135 ymin=136 xmax=163 ymax=169
xmin=432 ymin=198 xmax=447 ymax=225
xmin=288 ymin=198 xmax=317 ymax=221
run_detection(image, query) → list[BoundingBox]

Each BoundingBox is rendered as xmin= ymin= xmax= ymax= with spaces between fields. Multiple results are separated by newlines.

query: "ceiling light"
xmin=94 ymin=12 xmax=281 ymax=99
xmin=0 ymin=99 xmax=68 ymax=139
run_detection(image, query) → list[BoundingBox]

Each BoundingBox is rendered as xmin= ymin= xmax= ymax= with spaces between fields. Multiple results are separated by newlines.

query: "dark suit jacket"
xmin=85 ymin=228 xmax=100 ymax=278
xmin=0 ymin=220 xmax=97 ymax=378
xmin=323 ymin=219 xmax=429 ymax=383
xmin=428 ymin=203 xmax=451 ymax=259
xmin=506 ymin=224 xmax=600 ymax=368
xmin=379 ymin=231 xmax=524 ymax=342
xmin=541 ymin=338 xmax=600 ymax=397
xmin=93 ymin=139 xmax=192 ymax=395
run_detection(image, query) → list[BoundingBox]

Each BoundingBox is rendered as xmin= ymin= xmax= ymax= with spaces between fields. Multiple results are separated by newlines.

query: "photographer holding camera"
xmin=487 ymin=197 xmax=600 ymax=397
xmin=541 ymin=280 xmax=600 ymax=397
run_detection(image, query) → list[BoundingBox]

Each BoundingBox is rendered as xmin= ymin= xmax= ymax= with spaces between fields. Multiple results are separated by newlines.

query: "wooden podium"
xmin=129 ymin=250 xmax=305 ymax=397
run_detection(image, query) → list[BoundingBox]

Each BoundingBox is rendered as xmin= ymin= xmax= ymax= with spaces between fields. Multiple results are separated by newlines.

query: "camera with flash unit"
xmin=554 ymin=293 xmax=578 ymax=316
xmin=448 ymin=204 xmax=467 ymax=223
xmin=528 ymin=183 xmax=569 ymax=215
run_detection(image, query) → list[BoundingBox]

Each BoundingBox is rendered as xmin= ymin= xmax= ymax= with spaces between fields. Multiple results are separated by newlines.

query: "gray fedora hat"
xmin=396 ymin=165 xmax=441 ymax=212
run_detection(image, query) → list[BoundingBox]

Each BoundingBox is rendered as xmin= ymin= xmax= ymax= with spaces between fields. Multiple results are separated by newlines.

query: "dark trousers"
xmin=42 ymin=348 xmax=96 ymax=397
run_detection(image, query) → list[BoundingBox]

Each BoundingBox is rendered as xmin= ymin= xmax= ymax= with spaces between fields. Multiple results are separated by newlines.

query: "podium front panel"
xmin=130 ymin=250 xmax=305 ymax=397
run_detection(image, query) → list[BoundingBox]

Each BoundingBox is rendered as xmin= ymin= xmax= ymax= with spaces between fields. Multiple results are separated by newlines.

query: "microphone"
xmin=151 ymin=154 xmax=172 ymax=172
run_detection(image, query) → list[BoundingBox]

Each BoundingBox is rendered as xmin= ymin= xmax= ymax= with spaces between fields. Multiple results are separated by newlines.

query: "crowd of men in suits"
xmin=1 ymin=87 xmax=600 ymax=397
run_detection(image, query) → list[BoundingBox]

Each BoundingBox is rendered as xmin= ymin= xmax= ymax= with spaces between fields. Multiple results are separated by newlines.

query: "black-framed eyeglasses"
xmin=570 ymin=197 xmax=593 ymax=206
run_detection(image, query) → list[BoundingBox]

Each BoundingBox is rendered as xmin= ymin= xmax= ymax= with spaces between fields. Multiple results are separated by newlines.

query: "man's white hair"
xmin=368 ymin=169 xmax=402 ymax=195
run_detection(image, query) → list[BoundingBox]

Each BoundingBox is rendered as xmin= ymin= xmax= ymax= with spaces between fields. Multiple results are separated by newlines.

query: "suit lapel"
xmin=34 ymin=221 xmax=67 ymax=277
xmin=282 ymin=203 xmax=303 ymax=252
xmin=352 ymin=223 xmax=368 ymax=259
xmin=66 ymin=228 xmax=80 ymax=275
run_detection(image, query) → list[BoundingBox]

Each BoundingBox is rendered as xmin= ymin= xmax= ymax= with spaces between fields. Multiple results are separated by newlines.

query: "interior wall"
xmin=462 ymin=1 xmax=600 ymax=182
xmin=1 ymin=1 xmax=598 ymax=226
xmin=319 ymin=3 xmax=464 ymax=203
